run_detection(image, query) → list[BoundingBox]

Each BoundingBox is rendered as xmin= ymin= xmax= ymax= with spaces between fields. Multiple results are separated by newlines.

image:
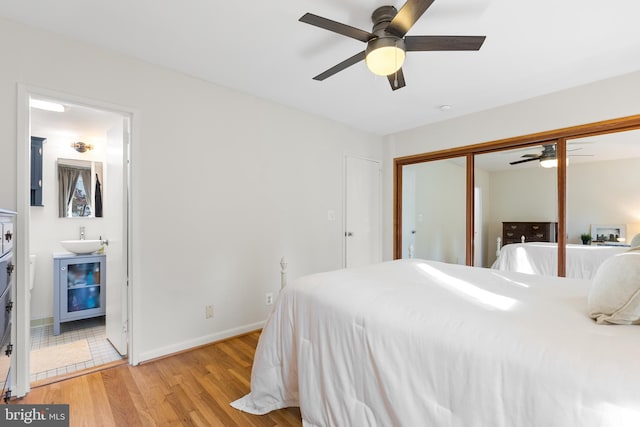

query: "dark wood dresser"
xmin=502 ymin=221 xmax=558 ymax=245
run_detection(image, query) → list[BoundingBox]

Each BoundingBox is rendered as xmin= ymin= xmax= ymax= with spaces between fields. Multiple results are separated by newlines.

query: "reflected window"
xmin=69 ymin=174 xmax=92 ymax=217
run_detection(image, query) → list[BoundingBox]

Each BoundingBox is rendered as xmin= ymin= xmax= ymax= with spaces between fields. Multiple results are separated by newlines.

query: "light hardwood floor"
xmin=15 ymin=331 xmax=302 ymax=426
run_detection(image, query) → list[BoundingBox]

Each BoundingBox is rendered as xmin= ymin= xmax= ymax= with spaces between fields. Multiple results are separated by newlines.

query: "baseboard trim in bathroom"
xmin=30 ymin=317 xmax=53 ymax=328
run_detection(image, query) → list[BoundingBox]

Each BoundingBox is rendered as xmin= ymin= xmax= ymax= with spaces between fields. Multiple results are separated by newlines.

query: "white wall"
xmin=565 ymin=158 xmax=640 ymax=244
xmin=0 ymin=17 xmax=383 ymax=362
xmin=383 ymin=71 xmax=640 ymax=260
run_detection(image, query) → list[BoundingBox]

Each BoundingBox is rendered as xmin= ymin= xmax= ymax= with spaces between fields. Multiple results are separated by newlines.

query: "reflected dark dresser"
xmin=502 ymin=221 xmax=558 ymax=245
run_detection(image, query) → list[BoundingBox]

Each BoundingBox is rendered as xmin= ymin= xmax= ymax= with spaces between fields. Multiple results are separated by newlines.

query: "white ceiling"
xmin=2 ymin=0 xmax=640 ymax=136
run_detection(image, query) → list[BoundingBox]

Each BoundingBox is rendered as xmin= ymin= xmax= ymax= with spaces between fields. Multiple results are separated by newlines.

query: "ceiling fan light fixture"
xmin=365 ymin=37 xmax=406 ymax=76
xmin=539 ymin=157 xmax=569 ymax=168
xmin=539 ymin=158 xmax=557 ymax=168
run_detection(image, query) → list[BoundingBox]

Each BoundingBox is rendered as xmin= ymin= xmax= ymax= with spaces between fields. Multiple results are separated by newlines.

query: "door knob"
xmin=346 ymin=232 xmax=354 ymax=237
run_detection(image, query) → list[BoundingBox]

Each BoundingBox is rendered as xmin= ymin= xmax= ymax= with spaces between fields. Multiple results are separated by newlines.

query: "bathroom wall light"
xmin=72 ymin=142 xmax=94 ymax=153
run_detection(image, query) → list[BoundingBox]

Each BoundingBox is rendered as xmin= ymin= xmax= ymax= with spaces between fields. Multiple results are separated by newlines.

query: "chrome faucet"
xmin=80 ymin=226 xmax=86 ymax=240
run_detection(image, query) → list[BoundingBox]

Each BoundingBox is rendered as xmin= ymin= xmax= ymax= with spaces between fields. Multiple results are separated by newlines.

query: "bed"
xmin=232 ymin=258 xmax=640 ymax=427
xmin=491 ymin=242 xmax=628 ymax=279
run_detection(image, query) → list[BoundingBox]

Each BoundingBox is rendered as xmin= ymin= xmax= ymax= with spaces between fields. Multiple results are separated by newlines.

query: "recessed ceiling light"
xmin=30 ymin=99 xmax=65 ymax=112
xmin=439 ymin=105 xmax=452 ymax=111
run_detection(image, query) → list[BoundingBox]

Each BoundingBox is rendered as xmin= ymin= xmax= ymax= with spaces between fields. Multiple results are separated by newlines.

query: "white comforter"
xmin=232 ymin=259 xmax=640 ymax=427
xmin=492 ymin=242 xmax=628 ymax=279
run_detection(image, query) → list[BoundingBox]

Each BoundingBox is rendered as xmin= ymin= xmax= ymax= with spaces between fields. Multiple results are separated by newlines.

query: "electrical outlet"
xmin=265 ymin=293 xmax=274 ymax=305
xmin=205 ymin=305 xmax=214 ymax=319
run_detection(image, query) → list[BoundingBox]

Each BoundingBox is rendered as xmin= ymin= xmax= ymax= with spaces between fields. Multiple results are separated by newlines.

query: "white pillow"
xmin=588 ymin=252 xmax=640 ymax=325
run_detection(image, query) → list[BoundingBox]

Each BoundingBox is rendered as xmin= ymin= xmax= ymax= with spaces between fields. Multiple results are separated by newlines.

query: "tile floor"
xmin=30 ymin=316 xmax=124 ymax=383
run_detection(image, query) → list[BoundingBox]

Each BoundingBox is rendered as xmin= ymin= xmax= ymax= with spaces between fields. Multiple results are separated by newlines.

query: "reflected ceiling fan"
xmin=509 ymin=144 xmax=593 ymax=167
xmin=299 ymin=0 xmax=486 ymax=90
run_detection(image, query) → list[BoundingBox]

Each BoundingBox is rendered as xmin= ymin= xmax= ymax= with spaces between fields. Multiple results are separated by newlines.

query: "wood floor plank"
xmin=15 ymin=331 xmax=302 ymax=427
xmin=86 ymin=372 xmax=118 ymax=426
xmin=101 ymin=366 xmax=148 ymax=427
xmin=128 ymin=363 xmax=180 ymax=426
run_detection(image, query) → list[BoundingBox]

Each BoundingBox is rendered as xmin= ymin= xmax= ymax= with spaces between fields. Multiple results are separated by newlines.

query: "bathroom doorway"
xmin=16 ymin=87 xmax=132 ymax=394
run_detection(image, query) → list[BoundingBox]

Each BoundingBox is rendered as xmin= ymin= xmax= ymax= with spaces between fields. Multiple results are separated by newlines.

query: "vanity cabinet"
xmin=502 ymin=221 xmax=558 ymax=245
xmin=0 ymin=210 xmax=15 ymax=403
xmin=53 ymin=253 xmax=106 ymax=336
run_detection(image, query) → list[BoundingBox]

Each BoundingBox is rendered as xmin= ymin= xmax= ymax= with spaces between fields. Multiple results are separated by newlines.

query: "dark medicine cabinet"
xmin=30 ymin=136 xmax=45 ymax=206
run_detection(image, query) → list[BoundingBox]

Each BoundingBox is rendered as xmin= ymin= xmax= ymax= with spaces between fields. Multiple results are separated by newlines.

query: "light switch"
xmin=328 ymin=210 xmax=336 ymax=221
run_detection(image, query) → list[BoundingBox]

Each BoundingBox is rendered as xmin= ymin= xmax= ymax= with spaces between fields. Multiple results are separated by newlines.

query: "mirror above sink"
xmin=57 ymin=158 xmax=104 ymax=218
xmin=60 ymin=239 xmax=104 ymax=255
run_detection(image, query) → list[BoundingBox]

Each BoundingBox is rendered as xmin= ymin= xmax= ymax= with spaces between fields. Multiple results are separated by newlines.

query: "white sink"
xmin=60 ymin=239 xmax=104 ymax=255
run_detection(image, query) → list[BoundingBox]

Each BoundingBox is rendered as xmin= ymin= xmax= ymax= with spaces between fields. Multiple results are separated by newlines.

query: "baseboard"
xmin=137 ymin=320 xmax=265 ymax=363
xmin=30 ymin=317 xmax=53 ymax=328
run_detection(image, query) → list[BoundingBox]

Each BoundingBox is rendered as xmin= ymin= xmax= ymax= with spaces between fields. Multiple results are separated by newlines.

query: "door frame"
xmin=15 ymin=84 xmax=136 ymax=397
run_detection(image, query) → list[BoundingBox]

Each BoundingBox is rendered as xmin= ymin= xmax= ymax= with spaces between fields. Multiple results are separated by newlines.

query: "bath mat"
xmin=30 ymin=339 xmax=92 ymax=374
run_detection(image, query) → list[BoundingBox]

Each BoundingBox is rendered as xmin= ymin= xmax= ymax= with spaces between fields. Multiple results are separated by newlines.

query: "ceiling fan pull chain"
xmin=394 ymin=40 xmax=399 ymax=88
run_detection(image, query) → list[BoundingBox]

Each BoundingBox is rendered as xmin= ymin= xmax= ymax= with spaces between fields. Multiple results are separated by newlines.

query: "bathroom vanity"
xmin=53 ymin=253 xmax=106 ymax=336
xmin=0 ymin=210 xmax=15 ymax=402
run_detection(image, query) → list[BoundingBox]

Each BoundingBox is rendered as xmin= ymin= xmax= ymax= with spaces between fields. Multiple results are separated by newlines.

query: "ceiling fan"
xmin=299 ymin=0 xmax=486 ymax=90
xmin=509 ymin=144 xmax=593 ymax=167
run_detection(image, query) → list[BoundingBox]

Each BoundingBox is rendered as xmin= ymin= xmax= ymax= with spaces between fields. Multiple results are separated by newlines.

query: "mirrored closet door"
xmin=401 ymin=157 xmax=467 ymax=264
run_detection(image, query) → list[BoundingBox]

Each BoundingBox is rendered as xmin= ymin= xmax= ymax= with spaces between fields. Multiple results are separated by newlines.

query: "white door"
xmin=104 ymin=118 xmax=128 ymax=355
xmin=344 ymin=156 xmax=382 ymax=268
xmin=401 ymin=167 xmax=417 ymax=258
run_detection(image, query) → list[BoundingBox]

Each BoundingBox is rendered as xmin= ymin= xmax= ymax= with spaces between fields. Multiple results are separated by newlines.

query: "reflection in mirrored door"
xmin=474 ymin=144 xmax=558 ymax=269
xmin=401 ymin=157 xmax=466 ymax=264
xmin=565 ymin=130 xmax=640 ymax=277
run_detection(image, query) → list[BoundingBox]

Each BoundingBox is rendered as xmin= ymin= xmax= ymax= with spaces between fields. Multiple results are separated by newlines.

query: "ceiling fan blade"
xmin=405 ymin=35 xmax=486 ymax=51
xmin=520 ymin=153 xmax=540 ymax=158
xmin=312 ymin=51 xmax=366 ymax=81
xmin=387 ymin=68 xmax=406 ymax=90
xmin=387 ymin=0 xmax=435 ymax=38
xmin=510 ymin=157 xmax=541 ymax=165
xmin=299 ymin=13 xmax=374 ymax=43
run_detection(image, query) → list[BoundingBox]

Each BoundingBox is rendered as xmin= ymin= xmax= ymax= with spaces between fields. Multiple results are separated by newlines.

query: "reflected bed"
xmin=491 ymin=242 xmax=628 ymax=279
xmin=232 ymin=259 xmax=640 ymax=426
